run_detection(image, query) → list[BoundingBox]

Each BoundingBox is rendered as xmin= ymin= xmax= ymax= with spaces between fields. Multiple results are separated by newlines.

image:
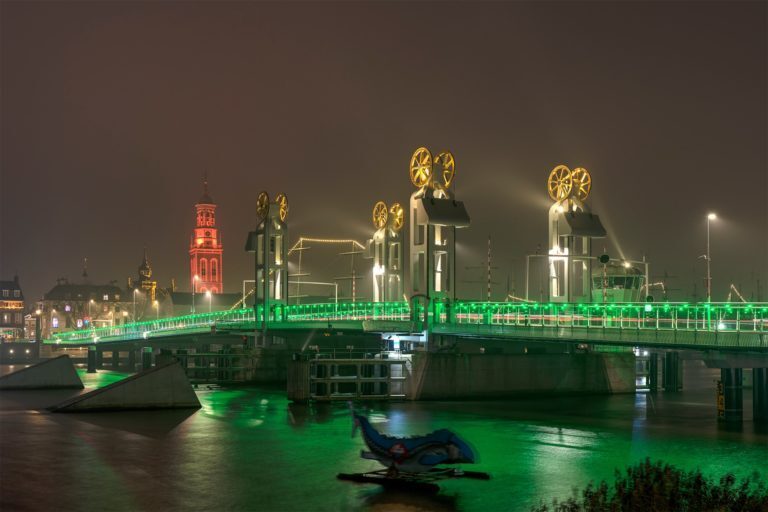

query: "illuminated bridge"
xmin=44 ymin=301 xmax=768 ymax=351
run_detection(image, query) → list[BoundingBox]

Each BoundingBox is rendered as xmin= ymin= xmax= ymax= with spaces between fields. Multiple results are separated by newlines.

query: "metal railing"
xmin=45 ymin=301 xmax=767 ymax=347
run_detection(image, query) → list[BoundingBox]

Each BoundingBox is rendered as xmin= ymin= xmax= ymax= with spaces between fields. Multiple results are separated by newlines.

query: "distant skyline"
xmin=1 ymin=1 xmax=766 ymax=304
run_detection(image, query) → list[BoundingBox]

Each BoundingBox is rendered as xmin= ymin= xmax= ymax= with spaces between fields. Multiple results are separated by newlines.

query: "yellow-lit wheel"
xmin=256 ymin=191 xmax=270 ymax=219
xmin=434 ymin=151 xmax=455 ymax=189
xmin=547 ymin=165 xmax=573 ymax=202
xmin=373 ymin=201 xmax=388 ymax=229
xmin=570 ymin=168 xmax=591 ymax=201
xmin=410 ymin=147 xmax=433 ymax=188
xmin=275 ymin=193 xmax=289 ymax=222
xmin=389 ymin=203 xmax=404 ymax=231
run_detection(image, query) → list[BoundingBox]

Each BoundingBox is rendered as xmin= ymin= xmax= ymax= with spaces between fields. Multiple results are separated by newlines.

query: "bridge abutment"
xmin=754 ymin=368 xmax=768 ymax=424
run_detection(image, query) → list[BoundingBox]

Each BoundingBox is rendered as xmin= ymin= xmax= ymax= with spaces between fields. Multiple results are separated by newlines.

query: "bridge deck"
xmin=43 ymin=301 xmax=767 ymax=351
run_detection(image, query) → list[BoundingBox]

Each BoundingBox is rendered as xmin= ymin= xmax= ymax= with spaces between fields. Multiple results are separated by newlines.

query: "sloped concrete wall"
xmin=409 ymin=352 xmax=635 ymax=400
xmin=51 ymin=361 xmax=200 ymax=412
xmin=0 ymin=356 xmax=83 ymax=390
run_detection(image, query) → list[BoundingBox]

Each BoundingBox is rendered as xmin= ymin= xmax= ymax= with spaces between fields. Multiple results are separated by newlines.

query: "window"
xmin=13 ymin=290 xmax=20 ymax=298
xmin=76 ymin=319 xmax=83 ymax=328
xmin=65 ymin=304 xmax=71 ymax=312
xmin=200 ymin=259 xmax=207 ymax=278
xmin=103 ymin=294 xmax=109 ymax=300
xmin=15 ymin=313 xmax=22 ymax=324
xmin=52 ymin=317 xmax=59 ymax=328
xmin=211 ymin=259 xmax=218 ymax=278
xmin=2 ymin=290 xmax=8 ymax=297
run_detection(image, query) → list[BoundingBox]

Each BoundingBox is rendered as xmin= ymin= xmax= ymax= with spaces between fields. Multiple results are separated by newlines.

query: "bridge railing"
xmin=45 ymin=301 xmax=767 ymax=345
xmin=450 ymin=302 xmax=768 ymax=333
xmin=46 ymin=301 xmax=411 ymax=344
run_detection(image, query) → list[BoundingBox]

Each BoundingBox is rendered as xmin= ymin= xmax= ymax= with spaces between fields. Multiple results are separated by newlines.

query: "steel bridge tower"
xmin=245 ymin=192 xmax=289 ymax=333
xmin=369 ymin=201 xmax=405 ymax=303
xmin=407 ymin=147 xmax=470 ymax=324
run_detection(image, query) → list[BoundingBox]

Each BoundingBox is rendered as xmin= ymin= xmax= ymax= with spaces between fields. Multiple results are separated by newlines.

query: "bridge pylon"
xmin=368 ymin=201 xmax=404 ymax=303
xmin=406 ymin=147 xmax=470 ymax=327
xmin=245 ymin=191 xmax=289 ymax=336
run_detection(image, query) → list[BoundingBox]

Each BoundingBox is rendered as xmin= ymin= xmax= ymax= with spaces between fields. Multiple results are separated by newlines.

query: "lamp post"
xmin=192 ymin=275 xmax=199 ymax=313
xmin=706 ymin=212 xmax=717 ymax=302
xmin=88 ymin=299 xmax=95 ymax=320
xmin=205 ymin=290 xmax=212 ymax=313
xmin=153 ymin=300 xmax=159 ymax=320
xmin=133 ymin=289 xmax=139 ymax=321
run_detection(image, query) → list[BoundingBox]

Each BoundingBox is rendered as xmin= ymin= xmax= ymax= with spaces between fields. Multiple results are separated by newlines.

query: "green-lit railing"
xmin=44 ymin=301 xmax=767 ymax=345
xmin=46 ymin=301 xmax=411 ymax=344
xmin=451 ymin=302 xmax=768 ymax=332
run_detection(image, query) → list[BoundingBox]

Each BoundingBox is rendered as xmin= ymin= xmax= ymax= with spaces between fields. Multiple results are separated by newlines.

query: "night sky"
xmin=1 ymin=1 xmax=766 ymax=304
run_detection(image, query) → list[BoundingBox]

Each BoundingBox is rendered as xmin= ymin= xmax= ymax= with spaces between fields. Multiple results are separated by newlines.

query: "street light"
xmin=153 ymin=300 xmax=159 ymax=320
xmin=88 ymin=299 xmax=95 ymax=319
xmin=192 ymin=275 xmax=200 ymax=313
xmin=205 ymin=290 xmax=212 ymax=313
xmin=706 ymin=212 xmax=717 ymax=302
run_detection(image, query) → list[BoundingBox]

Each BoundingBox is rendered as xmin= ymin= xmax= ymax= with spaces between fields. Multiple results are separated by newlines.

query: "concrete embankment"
xmin=0 ymin=355 xmax=83 ymax=390
xmin=407 ymin=351 xmax=635 ymax=399
xmin=50 ymin=361 xmax=200 ymax=412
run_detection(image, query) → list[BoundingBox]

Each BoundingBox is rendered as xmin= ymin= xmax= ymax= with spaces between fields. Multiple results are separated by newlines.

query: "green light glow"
xmin=43 ymin=300 xmax=767 ymax=345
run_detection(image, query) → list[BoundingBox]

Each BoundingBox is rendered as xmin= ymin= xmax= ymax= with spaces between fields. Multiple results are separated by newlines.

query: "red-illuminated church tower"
xmin=189 ymin=175 xmax=223 ymax=293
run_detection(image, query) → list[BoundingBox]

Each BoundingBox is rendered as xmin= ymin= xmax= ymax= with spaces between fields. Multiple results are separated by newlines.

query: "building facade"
xmin=38 ymin=279 xmax=130 ymax=340
xmin=0 ymin=276 xmax=25 ymax=341
xmin=189 ymin=176 xmax=224 ymax=294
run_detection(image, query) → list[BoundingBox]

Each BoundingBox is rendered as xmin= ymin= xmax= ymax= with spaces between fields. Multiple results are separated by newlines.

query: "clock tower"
xmin=189 ymin=175 xmax=224 ymax=293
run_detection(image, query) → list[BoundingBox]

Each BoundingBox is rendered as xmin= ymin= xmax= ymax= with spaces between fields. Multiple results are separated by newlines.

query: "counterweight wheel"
xmin=434 ymin=151 xmax=455 ymax=188
xmin=389 ymin=203 xmax=404 ymax=231
xmin=410 ymin=147 xmax=433 ymax=188
xmin=373 ymin=201 xmax=389 ymax=229
xmin=256 ymin=191 xmax=270 ymax=219
xmin=547 ymin=165 xmax=573 ymax=202
xmin=275 ymin=193 xmax=289 ymax=221
xmin=570 ymin=167 xmax=591 ymax=201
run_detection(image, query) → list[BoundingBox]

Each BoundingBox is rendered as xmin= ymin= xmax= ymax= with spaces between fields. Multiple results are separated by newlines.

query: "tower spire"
xmin=199 ymin=171 xmax=214 ymax=204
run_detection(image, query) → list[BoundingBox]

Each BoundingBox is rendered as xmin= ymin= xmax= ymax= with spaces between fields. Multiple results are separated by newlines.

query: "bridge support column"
xmin=111 ymin=351 xmax=119 ymax=369
xmin=721 ymin=368 xmax=743 ymax=423
xmin=141 ymin=347 xmax=152 ymax=371
xmin=87 ymin=346 xmax=97 ymax=373
xmin=177 ymin=349 xmax=188 ymax=370
xmin=128 ymin=349 xmax=137 ymax=372
xmin=662 ymin=352 xmax=682 ymax=391
xmin=95 ymin=350 xmax=104 ymax=369
xmin=753 ymin=368 xmax=768 ymax=424
xmin=648 ymin=353 xmax=659 ymax=392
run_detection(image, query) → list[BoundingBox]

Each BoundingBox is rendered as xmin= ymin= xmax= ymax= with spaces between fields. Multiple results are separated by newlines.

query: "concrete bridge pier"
xmin=128 ymin=349 xmax=137 ymax=372
xmin=754 ymin=368 xmax=768 ymax=424
xmin=177 ymin=349 xmax=188 ymax=370
xmin=87 ymin=346 xmax=97 ymax=373
xmin=662 ymin=352 xmax=682 ymax=391
xmin=95 ymin=350 xmax=104 ymax=369
xmin=648 ymin=353 xmax=659 ymax=392
xmin=111 ymin=351 xmax=120 ymax=369
xmin=142 ymin=347 xmax=153 ymax=371
xmin=721 ymin=368 xmax=743 ymax=423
